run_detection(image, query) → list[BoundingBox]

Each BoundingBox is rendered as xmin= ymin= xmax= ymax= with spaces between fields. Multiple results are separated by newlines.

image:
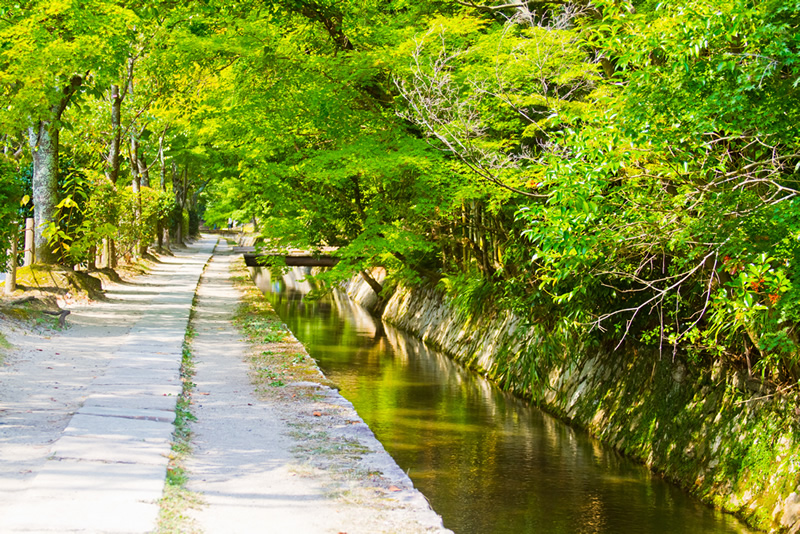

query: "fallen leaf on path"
xmin=313 ymin=411 xmax=322 ymax=417
xmin=388 ymin=486 xmax=402 ymax=492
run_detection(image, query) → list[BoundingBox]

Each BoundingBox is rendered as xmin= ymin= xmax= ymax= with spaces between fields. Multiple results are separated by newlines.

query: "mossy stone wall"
xmin=358 ymin=282 xmax=800 ymax=533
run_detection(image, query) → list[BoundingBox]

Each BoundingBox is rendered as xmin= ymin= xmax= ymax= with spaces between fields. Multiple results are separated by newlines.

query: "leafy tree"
xmin=0 ymin=0 xmax=137 ymax=263
xmin=515 ymin=0 xmax=800 ymax=379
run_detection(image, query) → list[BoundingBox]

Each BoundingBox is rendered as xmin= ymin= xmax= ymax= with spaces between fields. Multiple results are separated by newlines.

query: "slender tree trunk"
xmin=28 ymin=122 xmax=59 ymax=265
xmin=130 ymin=132 xmax=144 ymax=258
xmin=104 ymin=85 xmax=123 ymax=269
xmin=137 ymin=153 xmax=150 ymax=188
xmin=87 ymin=244 xmax=97 ymax=270
xmin=136 ymin=148 xmax=149 ymax=255
xmin=179 ymin=166 xmax=189 ymax=242
xmin=157 ymin=133 xmax=170 ymax=253
xmin=105 ymin=85 xmax=122 ymax=184
xmin=182 ymin=166 xmax=188 ymax=207
xmin=158 ymin=129 xmax=167 ymax=191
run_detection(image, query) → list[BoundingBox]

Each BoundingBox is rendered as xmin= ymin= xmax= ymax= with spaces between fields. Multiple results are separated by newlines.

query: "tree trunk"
xmin=138 ymin=153 xmax=150 ymax=188
xmin=159 ymin=128 xmax=168 ymax=191
xmin=105 ymin=83 xmax=127 ymax=269
xmin=156 ymin=135 xmax=171 ymax=254
xmin=27 ymin=76 xmax=81 ymax=265
xmin=87 ymin=244 xmax=97 ymax=270
xmin=105 ymin=84 xmax=122 ymax=185
xmin=182 ymin=165 xmax=188 ymax=207
xmin=359 ymin=269 xmax=383 ymax=297
xmin=130 ymin=132 xmax=144 ymax=257
xmin=28 ymin=122 xmax=59 ymax=265
xmin=156 ymin=224 xmax=167 ymax=254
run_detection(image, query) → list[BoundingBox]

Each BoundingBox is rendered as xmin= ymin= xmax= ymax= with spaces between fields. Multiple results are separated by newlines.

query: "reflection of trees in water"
xmin=249 ymin=266 xmax=749 ymax=534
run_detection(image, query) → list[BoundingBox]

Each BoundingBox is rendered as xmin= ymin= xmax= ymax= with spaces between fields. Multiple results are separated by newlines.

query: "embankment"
xmin=345 ymin=277 xmax=800 ymax=533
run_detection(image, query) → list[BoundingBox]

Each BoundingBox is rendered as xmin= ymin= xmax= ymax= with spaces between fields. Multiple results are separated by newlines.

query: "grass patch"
xmin=289 ymin=426 xmax=371 ymax=461
xmin=0 ymin=330 xmax=11 ymax=349
xmin=229 ymin=259 xmax=334 ymax=397
xmin=0 ymin=330 xmax=10 ymax=365
xmin=155 ymin=267 xmax=206 ymax=533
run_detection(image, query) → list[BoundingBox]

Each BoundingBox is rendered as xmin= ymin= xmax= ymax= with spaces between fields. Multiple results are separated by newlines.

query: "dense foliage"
xmin=1 ymin=0 xmax=798 ymax=383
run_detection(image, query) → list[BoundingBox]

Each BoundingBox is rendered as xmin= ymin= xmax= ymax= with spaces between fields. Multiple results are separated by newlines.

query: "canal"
xmin=251 ymin=267 xmax=751 ymax=534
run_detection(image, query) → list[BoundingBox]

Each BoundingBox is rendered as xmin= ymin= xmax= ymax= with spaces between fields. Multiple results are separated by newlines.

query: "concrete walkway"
xmin=0 ymin=237 xmax=448 ymax=534
xmin=0 ymin=237 xmax=217 ymax=533
xmin=185 ymin=244 xmax=449 ymax=534
xmin=186 ymin=247 xmax=361 ymax=533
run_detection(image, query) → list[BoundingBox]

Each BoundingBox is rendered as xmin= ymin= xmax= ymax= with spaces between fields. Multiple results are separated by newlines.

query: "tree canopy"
xmin=2 ymin=0 xmax=799 ymax=383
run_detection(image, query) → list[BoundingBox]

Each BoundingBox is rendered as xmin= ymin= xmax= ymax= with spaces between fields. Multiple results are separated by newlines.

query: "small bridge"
xmin=233 ymin=247 xmax=339 ymax=268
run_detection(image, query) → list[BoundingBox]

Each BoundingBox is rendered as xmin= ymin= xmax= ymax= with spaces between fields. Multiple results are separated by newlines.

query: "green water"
xmin=252 ymin=268 xmax=751 ymax=534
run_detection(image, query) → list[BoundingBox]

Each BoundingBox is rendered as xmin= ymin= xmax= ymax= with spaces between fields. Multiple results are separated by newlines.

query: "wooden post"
xmin=23 ymin=217 xmax=34 ymax=266
xmin=5 ymin=228 xmax=17 ymax=295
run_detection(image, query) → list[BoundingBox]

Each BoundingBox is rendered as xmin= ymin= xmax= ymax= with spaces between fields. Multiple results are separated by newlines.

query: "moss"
xmin=2 ymin=264 xmax=104 ymax=300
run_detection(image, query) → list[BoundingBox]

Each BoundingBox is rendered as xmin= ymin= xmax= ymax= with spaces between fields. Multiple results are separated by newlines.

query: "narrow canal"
xmin=251 ymin=267 xmax=751 ymax=534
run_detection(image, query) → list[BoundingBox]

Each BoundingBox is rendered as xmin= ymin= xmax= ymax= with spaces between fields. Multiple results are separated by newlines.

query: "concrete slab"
xmin=109 ymin=350 xmax=182 ymax=360
xmin=105 ymin=360 xmax=182 ymax=374
xmin=51 ymin=435 xmax=171 ymax=465
xmin=83 ymin=393 xmax=179 ymax=412
xmin=108 ymin=351 xmax=181 ymax=369
xmin=77 ymin=405 xmax=175 ymax=423
xmin=116 ymin=339 xmax=185 ymax=351
xmin=90 ymin=383 xmax=182 ymax=397
xmin=93 ymin=369 xmax=180 ymax=386
xmin=65 ymin=413 xmax=174 ymax=443
xmin=0 ymin=460 xmax=165 ymax=533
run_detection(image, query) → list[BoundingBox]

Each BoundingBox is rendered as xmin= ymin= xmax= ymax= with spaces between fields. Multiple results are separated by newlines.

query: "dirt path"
xmin=186 ymin=244 xmax=449 ymax=533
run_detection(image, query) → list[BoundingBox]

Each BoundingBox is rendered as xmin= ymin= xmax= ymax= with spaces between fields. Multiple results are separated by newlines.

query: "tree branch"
xmin=452 ymin=0 xmax=566 ymax=10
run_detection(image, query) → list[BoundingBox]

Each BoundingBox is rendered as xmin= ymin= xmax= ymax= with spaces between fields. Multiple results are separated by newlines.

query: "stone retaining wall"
xmin=346 ymin=276 xmax=800 ymax=533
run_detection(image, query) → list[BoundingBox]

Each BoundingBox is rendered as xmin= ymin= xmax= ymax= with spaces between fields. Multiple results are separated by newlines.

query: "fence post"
xmin=23 ymin=217 xmax=34 ymax=266
xmin=5 ymin=228 xmax=17 ymax=294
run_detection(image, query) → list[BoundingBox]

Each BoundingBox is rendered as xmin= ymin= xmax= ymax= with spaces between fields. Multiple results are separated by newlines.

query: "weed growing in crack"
xmin=155 ymin=261 xmax=209 ymax=533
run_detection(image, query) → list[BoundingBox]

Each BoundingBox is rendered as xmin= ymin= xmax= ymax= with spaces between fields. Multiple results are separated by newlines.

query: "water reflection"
xmin=251 ymin=267 xmax=750 ymax=534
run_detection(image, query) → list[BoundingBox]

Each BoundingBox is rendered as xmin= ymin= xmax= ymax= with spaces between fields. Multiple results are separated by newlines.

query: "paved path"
xmin=186 ymin=246 xmax=359 ymax=533
xmin=0 ymin=237 xmax=448 ymax=534
xmin=0 ymin=237 xmax=217 ymax=533
xmin=185 ymin=244 xmax=449 ymax=534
